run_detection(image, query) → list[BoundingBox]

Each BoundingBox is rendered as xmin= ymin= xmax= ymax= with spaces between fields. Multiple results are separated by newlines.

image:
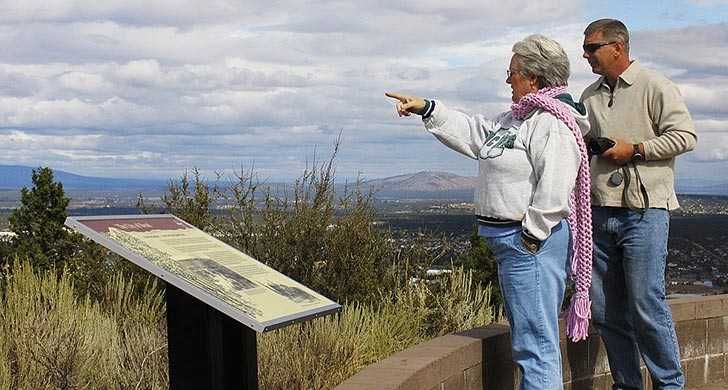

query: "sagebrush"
xmin=0 ymin=262 xmax=493 ymax=389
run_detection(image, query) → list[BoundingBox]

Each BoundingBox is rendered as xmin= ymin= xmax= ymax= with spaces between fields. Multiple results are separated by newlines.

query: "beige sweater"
xmin=581 ymin=60 xmax=697 ymax=210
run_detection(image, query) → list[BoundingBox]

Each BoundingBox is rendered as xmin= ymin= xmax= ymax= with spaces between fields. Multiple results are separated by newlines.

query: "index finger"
xmin=385 ymin=92 xmax=407 ymax=102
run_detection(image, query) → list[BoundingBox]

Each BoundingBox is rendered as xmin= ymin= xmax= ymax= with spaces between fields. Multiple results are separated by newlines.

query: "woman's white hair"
xmin=512 ymin=34 xmax=570 ymax=88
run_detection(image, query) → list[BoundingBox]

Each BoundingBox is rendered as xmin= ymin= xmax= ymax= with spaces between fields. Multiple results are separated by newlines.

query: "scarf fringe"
xmin=565 ymin=292 xmax=591 ymax=342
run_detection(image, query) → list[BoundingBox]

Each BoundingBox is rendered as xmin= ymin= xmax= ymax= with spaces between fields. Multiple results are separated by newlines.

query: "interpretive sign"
xmin=65 ymin=214 xmax=341 ymax=332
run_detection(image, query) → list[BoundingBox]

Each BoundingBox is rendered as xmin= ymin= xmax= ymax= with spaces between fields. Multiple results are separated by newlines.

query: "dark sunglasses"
xmin=582 ymin=41 xmax=617 ymax=54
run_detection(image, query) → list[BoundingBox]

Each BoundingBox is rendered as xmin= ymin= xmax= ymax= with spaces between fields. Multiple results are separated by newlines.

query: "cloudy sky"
xmin=1 ymin=0 xmax=727 ymax=185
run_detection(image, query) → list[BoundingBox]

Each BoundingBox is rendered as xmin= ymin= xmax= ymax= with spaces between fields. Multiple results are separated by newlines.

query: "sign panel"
xmin=65 ymin=214 xmax=341 ymax=332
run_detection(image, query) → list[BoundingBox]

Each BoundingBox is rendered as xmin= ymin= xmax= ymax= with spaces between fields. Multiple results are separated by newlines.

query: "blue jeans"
xmin=590 ymin=207 xmax=684 ymax=390
xmin=481 ymin=220 xmax=569 ymax=390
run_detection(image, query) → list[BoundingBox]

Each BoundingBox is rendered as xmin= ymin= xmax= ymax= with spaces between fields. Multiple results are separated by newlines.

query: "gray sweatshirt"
xmin=423 ymin=99 xmax=590 ymax=241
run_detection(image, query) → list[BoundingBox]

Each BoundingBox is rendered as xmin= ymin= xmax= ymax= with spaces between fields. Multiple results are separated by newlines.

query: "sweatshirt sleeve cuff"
xmin=422 ymin=99 xmax=435 ymax=119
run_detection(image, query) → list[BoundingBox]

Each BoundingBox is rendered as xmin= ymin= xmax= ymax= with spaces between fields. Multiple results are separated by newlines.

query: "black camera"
xmin=587 ymin=137 xmax=615 ymax=155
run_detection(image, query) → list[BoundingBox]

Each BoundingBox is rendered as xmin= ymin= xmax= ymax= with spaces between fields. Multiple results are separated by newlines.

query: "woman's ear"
xmin=529 ymin=75 xmax=540 ymax=91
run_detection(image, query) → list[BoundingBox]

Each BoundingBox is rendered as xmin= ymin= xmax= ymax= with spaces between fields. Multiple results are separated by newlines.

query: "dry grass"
xmin=0 ymin=263 xmax=493 ymax=389
xmin=257 ymin=267 xmax=495 ymax=390
xmin=0 ymin=261 xmax=167 ymax=390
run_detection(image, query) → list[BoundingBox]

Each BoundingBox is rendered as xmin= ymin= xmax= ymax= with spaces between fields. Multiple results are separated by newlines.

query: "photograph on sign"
xmin=65 ymin=215 xmax=340 ymax=331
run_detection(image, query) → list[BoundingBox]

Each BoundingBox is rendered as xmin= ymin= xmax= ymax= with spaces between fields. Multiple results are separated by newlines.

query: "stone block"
xmin=336 ymin=367 xmax=412 ymax=389
xmin=718 ymin=317 xmax=728 ymax=355
xmin=697 ymin=297 xmax=727 ymax=319
xmin=676 ymin=320 xmax=707 ymax=359
xmin=682 ymin=357 xmax=707 ymax=389
xmin=707 ymin=317 xmax=727 ymax=355
xmin=569 ymin=373 xmax=612 ymax=390
xmin=337 ymin=383 xmax=390 ymax=390
xmin=441 ymin=373 xmax=464 ymax=390
xmin=344 ymin=333 xmax=481 ymax=390
xmin=457 ymin=324 xmax=510 ymax=340
xmin=402 ymin=341 xmax=481 ymax=381
xmin=463 ymin=363 xmax=482 ymax=390
xmin=670 ymin=300 xmax=698 ymax=322
xmin=708 ymin=355 xmax=725 ymax=383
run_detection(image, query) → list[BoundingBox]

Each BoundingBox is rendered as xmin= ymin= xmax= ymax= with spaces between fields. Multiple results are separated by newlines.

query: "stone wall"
xmin=335 ymin=294 xmax=728 ymax=390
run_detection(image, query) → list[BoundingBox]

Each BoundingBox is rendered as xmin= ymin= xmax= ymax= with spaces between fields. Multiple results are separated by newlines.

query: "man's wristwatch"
xmin=631 ymin=144 xmax=644 ymax=161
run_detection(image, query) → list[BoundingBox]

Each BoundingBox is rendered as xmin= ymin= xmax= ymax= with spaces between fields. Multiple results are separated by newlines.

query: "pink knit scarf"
xmin=511 ymin=86 xmax=593 ymax=342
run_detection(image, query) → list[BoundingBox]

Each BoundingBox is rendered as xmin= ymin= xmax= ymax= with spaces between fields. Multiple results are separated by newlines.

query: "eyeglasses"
xmin=582 ymin=41 xmax=617 ymax=54
xmin=506 ymin=69 xmax=519 ymax=79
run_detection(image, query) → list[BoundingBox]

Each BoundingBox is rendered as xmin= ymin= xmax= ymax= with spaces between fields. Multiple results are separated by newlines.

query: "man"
xmin=580 ymin=19 xmax=697 ymax=389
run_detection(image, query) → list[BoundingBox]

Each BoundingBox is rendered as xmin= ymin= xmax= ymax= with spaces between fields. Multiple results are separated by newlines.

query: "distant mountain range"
xmin=362 ymin=171 xmax=728 ymax=197
xmin=1 ymin=165 xmax=725 ymax=198
xmin=364 ymin=171 xmax=477 ymax=192
xmin=362 ymin=171 xmax=477 ymax=200
xmin=0 ymin=165 xmax=476 ymax=193
xmin=0 ymin=165 xmax=167 ymax=190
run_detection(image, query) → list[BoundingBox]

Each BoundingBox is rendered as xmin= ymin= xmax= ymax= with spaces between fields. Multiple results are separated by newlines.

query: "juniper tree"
xmin=455 ymin=227 xmax=502 ymax=311
xmin=7 ymin=167 xmax=74 ymax=270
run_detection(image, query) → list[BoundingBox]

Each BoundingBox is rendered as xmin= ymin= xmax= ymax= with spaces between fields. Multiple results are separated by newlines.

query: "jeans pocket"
xmin=512 ymin=232 xmax=538 ymax=257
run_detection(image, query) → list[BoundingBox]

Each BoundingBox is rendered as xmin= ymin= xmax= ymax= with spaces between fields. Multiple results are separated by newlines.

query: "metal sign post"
xmin=166 ymin=283 xmax=257 ymax=390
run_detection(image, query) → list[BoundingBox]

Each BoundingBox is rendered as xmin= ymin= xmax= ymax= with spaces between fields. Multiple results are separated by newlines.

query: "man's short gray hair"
xmin=584 ymin=18 xmax=630 ymax=53
xmin=512 ymin=34 xmax=570 ymax=89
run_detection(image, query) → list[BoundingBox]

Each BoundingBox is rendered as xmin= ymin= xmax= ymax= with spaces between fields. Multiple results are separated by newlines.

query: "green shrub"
xmin=162 ymin=168 xmax=216 ymax=231
xmin=164 ymin=144 xmax=434 ymax=305
xmin=6 ymin=167 xmax=73 ymax=272
xmin=454 ymin=227 xmax=502 ymax=311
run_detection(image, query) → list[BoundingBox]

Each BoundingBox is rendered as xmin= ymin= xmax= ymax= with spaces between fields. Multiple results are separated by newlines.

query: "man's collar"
xmin=619 ymin=60 xmax=640 ymax=85
xmin=594 ymin=60 xmax=640 ymax=90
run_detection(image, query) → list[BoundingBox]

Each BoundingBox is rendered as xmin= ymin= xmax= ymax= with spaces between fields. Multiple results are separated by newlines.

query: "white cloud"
xmin=0 ymin=0 xmax=267 ymax=26
xmin=691 ymin=132 xmax=728 ymax=162
xmin=680 ymin=82 xmax=728 ymax=116
xmin=57 ymin=71 xmax=113 ymax=95
xmin=0 ymin=1 xmax=725 ymax=181
xmin=0 ymin=130 xmax=102 ymax=154
xmin=694 ymin=119 xmax=728 ymax=133
xmin=116 ymin=60 xmax=162 ymax=86
xmin=632 ymin=24 xmax=728 ymax=76
xmin=0 ymin=96 xmax=157 ymax=130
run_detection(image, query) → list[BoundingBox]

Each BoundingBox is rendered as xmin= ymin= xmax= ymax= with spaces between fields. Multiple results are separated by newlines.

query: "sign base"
xmin=166 ymin=283 xmax=258 ymax=390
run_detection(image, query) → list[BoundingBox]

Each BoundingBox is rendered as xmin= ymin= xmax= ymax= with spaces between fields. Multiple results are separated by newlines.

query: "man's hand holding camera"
xmin=588 ymin=136 xmax=645 ymax=165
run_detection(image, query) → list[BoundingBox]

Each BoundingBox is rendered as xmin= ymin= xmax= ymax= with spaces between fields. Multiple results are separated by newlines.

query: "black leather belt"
xmin=476 ymin=215 xmax=520 ymax=227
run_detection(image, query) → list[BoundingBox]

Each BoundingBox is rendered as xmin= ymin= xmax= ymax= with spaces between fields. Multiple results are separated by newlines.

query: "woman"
xmin=386 ymin=34 xmax=592 ymax=390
